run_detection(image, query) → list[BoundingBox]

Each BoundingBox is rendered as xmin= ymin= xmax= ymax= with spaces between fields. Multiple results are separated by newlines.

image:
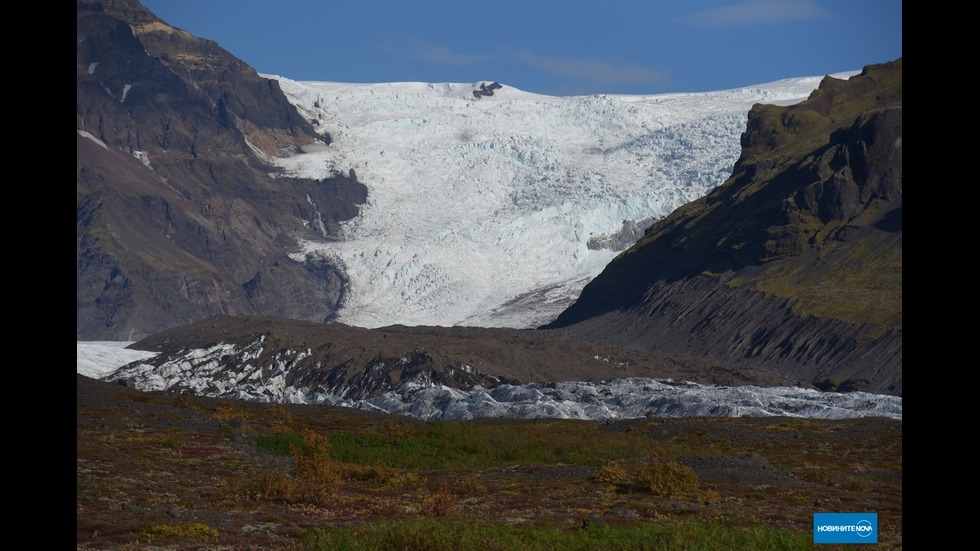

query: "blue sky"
xmin=139 ymin=0 xmax=901 ymax=96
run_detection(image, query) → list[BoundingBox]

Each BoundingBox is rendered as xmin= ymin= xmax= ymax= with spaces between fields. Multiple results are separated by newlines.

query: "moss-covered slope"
xmin=545 ymin=59 xmax=902 ymax=395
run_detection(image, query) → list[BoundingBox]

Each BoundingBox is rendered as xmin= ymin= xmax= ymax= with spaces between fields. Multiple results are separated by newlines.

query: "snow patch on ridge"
xmin=77 ymin=130 xmax=109 ymax=150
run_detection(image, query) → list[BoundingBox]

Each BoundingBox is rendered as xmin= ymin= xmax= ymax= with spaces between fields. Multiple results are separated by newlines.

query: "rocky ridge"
xmin=77 ymin=0 xmax=366 ymax=340
xmin=544 ymin=60 xmax=902 ymax=396
xmin=107 ymin=314 xmax=797 ymax=404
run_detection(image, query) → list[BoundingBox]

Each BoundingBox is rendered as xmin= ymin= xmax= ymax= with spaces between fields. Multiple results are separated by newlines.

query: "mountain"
xmin=77 ymin=0 xmax=859 ymax=342
xmin=76 ymin=0 xmax=366 ymax=340
xmin=78 ymin=1 xmax=900 ymax=407
xmin=543 ymin=60 xmax=902 ymax=396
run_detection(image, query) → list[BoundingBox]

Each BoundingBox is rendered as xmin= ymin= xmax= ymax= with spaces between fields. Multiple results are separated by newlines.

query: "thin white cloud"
xmin=379 ymin=39 xmax=668 ymax=87
xmin=380 ymin=39 xmax=490 ymax=66
xmin=511 ymin=50 xmax=668 ymax=85
xmin=676 ymin=0 xmax=835 ymax=27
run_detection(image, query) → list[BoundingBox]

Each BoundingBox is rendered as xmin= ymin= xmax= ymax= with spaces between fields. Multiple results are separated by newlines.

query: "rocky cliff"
xmin=544 ymin=60 xmax=902 ymax=396
xmin=77 ymin=0 xmax=366 ymax=340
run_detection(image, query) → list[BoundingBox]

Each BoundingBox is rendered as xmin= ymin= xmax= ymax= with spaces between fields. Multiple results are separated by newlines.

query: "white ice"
xmin=266 ymin=72 xmax=858 ymax=329
xmin=76 ymin=341 xmax=158 ymax=378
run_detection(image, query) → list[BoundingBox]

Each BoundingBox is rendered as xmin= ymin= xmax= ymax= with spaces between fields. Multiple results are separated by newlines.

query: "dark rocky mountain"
xmin=472 ymin=81 xmax=503 ymax=99
xmin=77 ymin=0 xmax=366 ymax=340
xmin=543 ymin=60 xmax=902 ymax=396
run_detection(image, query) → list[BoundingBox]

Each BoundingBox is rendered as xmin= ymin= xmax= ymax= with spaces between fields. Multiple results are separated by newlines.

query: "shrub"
xmin=268 ymin=402 xmax=295 ymax=433
xmin=382 ymin=420 xmax=417 ymax=439
xmin=138 ymin=522 xmax=217 ymax=541
xmin=341 ymin=463 xmax=403 ymax=485
xmin=419 ymin=483 xmax=457 ymax=517
xmin=246 ymin=429 xmax=341 ymax=505
xmin=453 ymin=474 xmax=488 ymax=496
xmin=698 ymin=488 xmax=722 ymax=504
xmin=213 ymin=399 xmax=243 ymax=420
xmin=290 ymin=430 xmax=342 ymax=504
xmin=634 ymin=457 xmax=700 ymax=498
xmin=594 ymin=462 xmax=629 ymax=484
xmin=597 ymin=457 xmax=701 ymax=499
xmin=261 ymin=470 xmax=296 ymax=501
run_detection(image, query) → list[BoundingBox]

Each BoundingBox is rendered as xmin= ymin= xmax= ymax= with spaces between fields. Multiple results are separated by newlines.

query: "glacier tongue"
xmin=288 ymin=378 xmax=902 ymax=422
xmin=81 ymin=342 xmax=900 ymax=422
xmin=269 ymin=74 xmax=858 ymax=328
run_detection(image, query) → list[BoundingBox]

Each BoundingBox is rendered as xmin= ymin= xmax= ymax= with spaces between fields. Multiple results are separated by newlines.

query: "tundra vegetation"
xmin=77 ymin=376 xmax=901 ymax=549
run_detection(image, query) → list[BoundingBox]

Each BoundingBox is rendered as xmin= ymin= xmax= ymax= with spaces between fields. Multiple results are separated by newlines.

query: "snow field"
xmin=268 ymin=73 xmax=858 ymax=328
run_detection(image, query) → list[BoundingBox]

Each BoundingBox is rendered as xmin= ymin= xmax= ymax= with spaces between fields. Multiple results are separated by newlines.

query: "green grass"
xmin=725 ymin=229 xmax=902 ymax=330
xmin=298 ymin=518 xmax=815 ymax=551
xmin=255 ymin=431 xmax=308 ymax=456
xmin=327 ymin=420 xmax=656 ymax=470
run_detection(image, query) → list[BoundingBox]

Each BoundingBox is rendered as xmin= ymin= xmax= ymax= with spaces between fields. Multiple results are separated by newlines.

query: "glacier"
xmin=315 ymin=379 xmax=902 ymax=422
xmin=79 ymin=342 xmax=901 ymax=422
xmin=266 ymin=73 xmax=859 ymax=329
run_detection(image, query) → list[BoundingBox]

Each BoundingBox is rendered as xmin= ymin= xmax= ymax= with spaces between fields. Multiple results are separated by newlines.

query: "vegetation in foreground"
xmin=298 ymin=519 xmax=814 ymax=551
xmin=77 ymin=376 xmax=902 ymax=550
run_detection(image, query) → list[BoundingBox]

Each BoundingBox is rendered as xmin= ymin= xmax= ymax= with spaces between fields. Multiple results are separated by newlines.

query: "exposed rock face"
xmin=543 ymin=60 xmax=902 ymax=396
xmin=76 ymin=1 xmax=366 ymax=340
xmin=472 ymin=81 xmax=503 ymax=99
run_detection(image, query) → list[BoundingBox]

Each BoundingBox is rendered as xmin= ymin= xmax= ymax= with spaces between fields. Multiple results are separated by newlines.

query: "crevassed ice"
xmin=80 ymin=342 xmax=900 ymax=421
xmin=269 ymin=74 xmax=856 ymax=329
xmin=293 ymin=378 xmax=902 ymax=422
